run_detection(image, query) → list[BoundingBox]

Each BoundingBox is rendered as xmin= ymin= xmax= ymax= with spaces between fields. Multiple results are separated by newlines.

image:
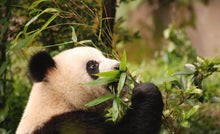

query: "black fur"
xmin=86 ymin=60 xmax=99 ymax=80
xmin=33 ymin=83 xmax=163 ymax=134
xmin=29 ymin=51 xmax=56 ymax=82
xmin=113 ymin=83 xmax=164 ymax=134
xmin=33 ymin=111 xmax=112 ymax=134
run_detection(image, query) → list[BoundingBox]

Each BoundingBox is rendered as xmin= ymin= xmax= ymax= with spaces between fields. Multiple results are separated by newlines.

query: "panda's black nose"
xmin=114 ymin=63 xmax=120 ymax=70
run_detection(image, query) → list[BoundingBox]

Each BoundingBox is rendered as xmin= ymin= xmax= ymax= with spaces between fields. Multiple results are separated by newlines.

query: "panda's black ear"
xmin=29 ymin=51 xmax=56 ymax=82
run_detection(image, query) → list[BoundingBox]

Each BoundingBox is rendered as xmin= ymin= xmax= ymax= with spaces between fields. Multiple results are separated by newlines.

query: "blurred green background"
xmin=0 ymin=0 xmax=220 ymax=133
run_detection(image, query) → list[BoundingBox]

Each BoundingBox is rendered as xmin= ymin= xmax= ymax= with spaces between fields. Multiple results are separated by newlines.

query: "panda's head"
xmin=16 ymin=47 xmax=120 ymax=134
xmin=28 ymin=47 xmax=119 ymax=111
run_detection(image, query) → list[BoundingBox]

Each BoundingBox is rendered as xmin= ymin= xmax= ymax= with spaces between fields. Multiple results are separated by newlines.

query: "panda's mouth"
xmin=107 ymin=82 xmax=119 ymax=94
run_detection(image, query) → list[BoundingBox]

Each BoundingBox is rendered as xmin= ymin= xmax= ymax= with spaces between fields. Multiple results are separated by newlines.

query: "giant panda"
xmin=16 ymin=46 xmax=164 ymax=134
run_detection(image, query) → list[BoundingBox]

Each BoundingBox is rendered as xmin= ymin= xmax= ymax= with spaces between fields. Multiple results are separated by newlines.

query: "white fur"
xmin=16 ymin=47 xmax=119 ymax=134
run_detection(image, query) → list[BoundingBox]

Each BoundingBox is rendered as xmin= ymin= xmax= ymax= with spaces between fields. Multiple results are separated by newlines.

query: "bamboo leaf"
xmin=117 ymin=72 xmax=126 ymax=96
xmin=85 ymin=94 xmax=114 ymax=107
xmin=11 ymin=35 xmax=33 ymax=50
xmin=11 ymin=31 xmax=23 ymax=50
xmin=94 ymin=70 xmax=120 ymax=78
xmin=29 ymin=9 xmax=42 ymax=16
xmin=112 ymin=97 xmax=120 ymax=122
xmin=119 ymin=50 xmax=127 ymax=71
xmin=77 ymin=40 xmax=93 ymax=45
xmin=28 ymin=14 xmax=58 ymax=46
xmin=29 ymin=0 xmax=49 ymax=10
xmin=70 ymin=26 xmax=77 ymax=42
xmin=35 ymin=14 xmax=57 ymax=35
xmin=24 ymin=8 xmax=58 ymax=36
xmin=81 ymin=77 xmax=118 ymax=85
xmin=43 ymin=8 xmax=58 ymax=13
xmin=12 ymin=8 xmax=59 ymax=50
xmin=24 ymin=15 xmax=38 ymax=35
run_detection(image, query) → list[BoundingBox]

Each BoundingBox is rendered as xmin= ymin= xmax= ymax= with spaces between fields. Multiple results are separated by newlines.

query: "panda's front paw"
xmin=132 ymin=83 xmax=160 ymax=97
xmin=131 ymin=83 xmax=163 ymax=106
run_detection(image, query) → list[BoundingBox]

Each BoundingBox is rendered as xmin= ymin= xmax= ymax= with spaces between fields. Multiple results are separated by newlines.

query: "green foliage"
xmin=128 ymin=55 xmax=220 ymax=134
xmin=11 ymin=7 xmax=59 ymax=50
xmin=84 ymin=50 xmax=134 ymax=122
xmin=85 ymin=94 xmax=115 ymax=108
xmin=163 ymin=25 xmax=197 ymax=64
xmin=127 ymin=25 xmax=220 ymax=134
xmin=12 ymin=0 xmax=117 ymax=56
xmin=0 ymin=0 xmax=219 ymax=133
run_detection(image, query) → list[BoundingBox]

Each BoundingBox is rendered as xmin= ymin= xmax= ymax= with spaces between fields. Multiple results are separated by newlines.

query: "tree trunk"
xmin=0 ymin=0 xmax=11 ymax=95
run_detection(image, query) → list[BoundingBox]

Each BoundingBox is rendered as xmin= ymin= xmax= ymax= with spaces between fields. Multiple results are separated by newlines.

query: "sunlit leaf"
xmin=172 ymin=71 xmax=193 ymax=76
xmin=117 ymin=72 xmax=126 ymax=96
xmin=42 ymin=41 xmax=74 ymax=48
xmin=24 ymin=15 xmax=38 ymax=35
xmin=112 ymin=97 xmax=120 ymax=122
xmin=119 ymin=50 xmax=127 ymax=71
xmin=85 ymin=94 xmax=114 ymax=107
xmin=94 ymin=70 xmax=120 ymax=78
xmin=24 ymin=8 xmax=58 ymax=36
xmin=70 ymin=26 xmax=77 ymax=42
xmin=43 ymin=8 xmax=58 ymax=13
xmin=28 ymin=14 xmax=58 ymax=45
xmin=184 ymin=64 xmax=196 ymax=73
xmin=77 ymin=40 xmax=92 ymax=45
xmin=81 ymin=77 xmax=118 ymax=85
xmin=186 ymin=105 xmax=200 ymax=119
xmin=35 ymin=14 xmax=57 ymax=34
xmin=29 ymin=9 xmax=42 ymax=16
xmin=190 ymin=88 xmax=202 ymax=94
xmin=26 ymin=8 xmax=58 ymax=35
xmin=29 ymin=0 xmax=49 ymax=10
xmin=180 ymin=120 xmax=190 ymax=128
xmin=163 ymin=28 xmax=171 ymax=39
xmin=197 ymin=56 xmax=205 ymax=65
xmin=10 ymin=31 xmax=23 ymax=50
xmin=214 ymin=64 xmax=220 ymax=68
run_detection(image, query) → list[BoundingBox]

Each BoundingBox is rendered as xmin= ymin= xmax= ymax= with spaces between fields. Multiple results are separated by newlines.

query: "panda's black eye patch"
xmin=86 ymin=60 xmax=99 ymax=80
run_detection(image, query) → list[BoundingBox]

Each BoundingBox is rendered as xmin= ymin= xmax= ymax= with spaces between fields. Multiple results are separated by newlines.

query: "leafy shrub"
xmin=1 ymin=1 xmax=220 ymax=134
